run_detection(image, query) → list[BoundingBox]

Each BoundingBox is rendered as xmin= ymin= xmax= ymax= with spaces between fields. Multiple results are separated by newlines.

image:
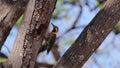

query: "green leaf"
xmin=96 ymin=0 xmax=104 ymax=8
xmin=15 ymin=15 xmax=23 ymax=27
xmin=114 ymin=24 xmax=120 ymax=32
xmin=0 ymin=57 xmax=7 ymax=63
xmin=62 ymin=39 xmax=74 ymax=45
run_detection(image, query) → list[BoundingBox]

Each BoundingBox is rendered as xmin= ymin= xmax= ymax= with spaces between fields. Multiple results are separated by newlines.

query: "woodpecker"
xmin=39 ymin=23 xmax=59 ymax=54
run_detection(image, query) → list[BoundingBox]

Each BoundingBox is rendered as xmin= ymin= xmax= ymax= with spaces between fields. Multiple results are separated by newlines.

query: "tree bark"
xmin=8 ymin=0 xmax=35 ymax=68
xmin=54 ymin=0 xmax=120 ymax=68
xmin=0 ymin=0 xmax=29 ymax=50
xmin=8 ymin=0 xmax=57 ymax=68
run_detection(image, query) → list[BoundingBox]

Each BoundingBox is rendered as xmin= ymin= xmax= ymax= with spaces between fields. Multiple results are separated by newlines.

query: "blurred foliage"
xmin=53 ymin=0 xmax=82 ymax=20
xmin=0 ymin=58 xmax=7 ymax=63
xmin=114 ymin=23 xmax=120 ymax=34
xmin=96 ymin=0 xmax=104 ymax=8
xmin=62 ymin=39 xmax=74 ymax=45
xmin=115 ymin=24 xmax=120 ymax=31
xmin=15 ymin=15 xmax=23 ymax=27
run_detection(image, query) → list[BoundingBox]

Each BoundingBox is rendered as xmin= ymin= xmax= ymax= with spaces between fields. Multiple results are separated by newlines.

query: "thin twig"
xmin=4 ymin=45 xmax=10 ymax=53
xmin=57 ymin=5 xmax=83 ymax=39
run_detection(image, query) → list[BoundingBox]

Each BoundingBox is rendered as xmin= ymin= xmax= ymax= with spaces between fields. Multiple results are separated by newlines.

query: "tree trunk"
xmin=7 ymin=0 xmax=57 ymax=68
xmin=54 ymin=0 xmax=120 ymax=68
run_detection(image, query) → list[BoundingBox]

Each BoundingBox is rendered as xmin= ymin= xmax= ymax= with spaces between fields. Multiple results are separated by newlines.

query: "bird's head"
xmin=51 ymin=23 xmax=59 ymax=35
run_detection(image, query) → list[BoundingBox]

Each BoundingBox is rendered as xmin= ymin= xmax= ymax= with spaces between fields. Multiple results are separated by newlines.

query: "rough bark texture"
xmin=0 ymin=0 xmax=29 ymax=50
xmin=8 ymin=0 xmax=35 ymax=68
xmin=8 ymin=0 xmax=57 ymax=68
xmin=54 ymin=0 xmax=120 ymax=68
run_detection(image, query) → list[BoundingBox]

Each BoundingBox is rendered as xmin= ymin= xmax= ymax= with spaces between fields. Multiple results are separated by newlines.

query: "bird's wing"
xmin=47 ymin=35 xmax=56 ymax=54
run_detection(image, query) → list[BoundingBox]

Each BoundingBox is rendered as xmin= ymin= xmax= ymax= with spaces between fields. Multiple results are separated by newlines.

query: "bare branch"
xmin=52 ymin=44 xmax=61 ymax=61
xmin=35 ymin=62 xmax=53 ymax=68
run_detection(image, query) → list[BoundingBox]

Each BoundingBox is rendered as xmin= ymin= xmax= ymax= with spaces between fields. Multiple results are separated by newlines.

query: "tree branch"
xmin=0 ymin=0 xmax=29 ymax=50
xmin=52 ymin=44 xmax=61 ymax=61
xmin=35 ymin=62 xmax=53 ymax=68
xmin=54 ymin=0 xmax=120 ymax=68
xmin=8 ymin=0 xmax=35 ymax=68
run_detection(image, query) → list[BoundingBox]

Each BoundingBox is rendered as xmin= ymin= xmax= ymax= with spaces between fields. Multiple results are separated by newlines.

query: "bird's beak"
xmin=51 ymin=23 xmax=55 ymax=27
